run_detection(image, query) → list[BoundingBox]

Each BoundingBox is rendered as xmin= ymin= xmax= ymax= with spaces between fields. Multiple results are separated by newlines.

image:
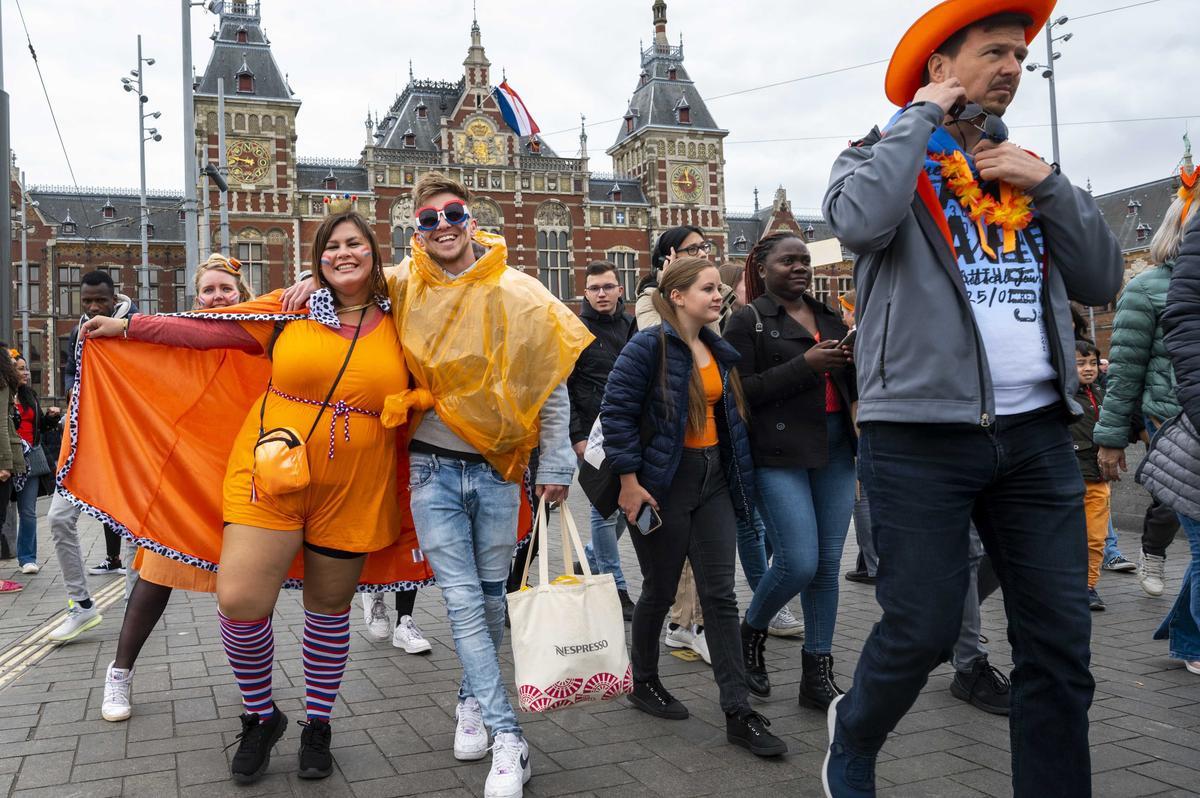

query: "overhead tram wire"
xmin=725 ymin=113 xmax=1200 ymax=146
xmin=538 ymin=0 xmax=1165 ymax=143
xmin=13 ymin=0 xmax=96 ymax=234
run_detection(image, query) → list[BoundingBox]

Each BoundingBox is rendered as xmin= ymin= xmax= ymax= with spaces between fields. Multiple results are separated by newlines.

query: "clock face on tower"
xmin=226 ymin=139 xmax=271 ymax=185
xmin=670 ymin=164 xmax=704 ymax=204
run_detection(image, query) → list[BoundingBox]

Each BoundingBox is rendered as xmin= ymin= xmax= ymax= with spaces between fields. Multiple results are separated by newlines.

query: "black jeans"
xmin=628 ymin=447 xmax=750 ymax=715
xmin=839 ymin=405 xmax=1094 ymax=797
xmin=1142 ymin=496 xmax=1180 ymax=558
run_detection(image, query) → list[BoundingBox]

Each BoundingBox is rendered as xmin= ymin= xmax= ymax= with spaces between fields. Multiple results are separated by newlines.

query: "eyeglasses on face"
xmin=584 ymin=284 xmax=621 ymax=294
xmin=416 ymin=201 xmax=471 ymax=231
xmin=679 ymin=241 xmax=713 ymax=256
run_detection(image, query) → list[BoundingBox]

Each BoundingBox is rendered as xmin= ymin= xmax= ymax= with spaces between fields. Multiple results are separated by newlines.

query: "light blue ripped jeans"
xmin=409 ymin=452 xmax=522 ymax=736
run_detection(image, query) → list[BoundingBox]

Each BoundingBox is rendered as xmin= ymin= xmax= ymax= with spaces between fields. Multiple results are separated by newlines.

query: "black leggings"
xmin=628 ymin=447 xmax=750 ymax=716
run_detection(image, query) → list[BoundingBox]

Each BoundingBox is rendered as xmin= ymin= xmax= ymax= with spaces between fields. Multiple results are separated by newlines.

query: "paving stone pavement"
xmin=0 ymin=485 xmax=1197 ymax=798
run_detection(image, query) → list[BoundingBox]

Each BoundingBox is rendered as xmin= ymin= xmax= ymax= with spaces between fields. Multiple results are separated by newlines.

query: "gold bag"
xmin=253 ymin=426 xmax=310 ymax=495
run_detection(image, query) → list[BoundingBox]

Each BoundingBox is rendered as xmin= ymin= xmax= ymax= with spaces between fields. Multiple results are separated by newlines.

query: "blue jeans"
xmin=839 ymin=406 xmax=1094 ymax=796
xmin=1103 ymin=517 xmax=1122 ymax=564
xmin=734 ymin=508 xmax=769 ymax=591
xmin=1154 ymin=513 xmax=1200 ymax=660
xmin=408 ymin=452 xmax=522 ymax=737
xmin=14 ymin=482 xmax=38 ymax=566
xmin=584 ymin=506 xmax=628 ymax=591
xmin=746 ymin=413 xmax=856 ymax=653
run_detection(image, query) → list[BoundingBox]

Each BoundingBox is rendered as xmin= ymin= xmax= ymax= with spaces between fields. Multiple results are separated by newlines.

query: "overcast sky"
xmin=5 ymin=0 xmax=1190 ymax=215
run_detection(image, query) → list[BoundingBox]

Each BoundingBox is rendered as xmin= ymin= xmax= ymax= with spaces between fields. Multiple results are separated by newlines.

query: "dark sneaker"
xmin=618 ymin=589 xmax=635 ymax=622
xmin=1088 ymin=587 xmax=1106 ymax=612
xmin=628 ymin=677 xmax=688 ymax=720
xmin=822 ymin=694 xmax=876 ymax=797
xmin=298 ymin=718 xmax=333 ymax=779
xmin=740 ymin=619 xmax=771 ymax=698
xmin=87 ymin=557 xmax=126 ymax=575
xmin=950 ymin=657 xmax=1010 ymax=716
xmin=1102 ymin=554 xmax=1137 ymax=572
xmin=229 ymin=705 xmax=287 ymax=784
xmin=844 ymin=569 xmax=876 ymax=585
xmin=726 ymin=710 xmax=787 ymax=757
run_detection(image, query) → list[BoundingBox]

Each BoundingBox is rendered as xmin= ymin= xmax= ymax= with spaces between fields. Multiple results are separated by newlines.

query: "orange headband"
xmin=1180 ymin=165 xmax=1199 ymax=226
xmin=838 ymin=295 xmax=855 ymax=313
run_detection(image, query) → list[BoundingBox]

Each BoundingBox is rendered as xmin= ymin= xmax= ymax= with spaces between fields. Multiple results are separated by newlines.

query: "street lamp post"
xmin=18 ymin=169 xmax=28 ymax=359
xmin=122 ymin=36 xmax=162 ymax=312
xmin=181 ymin=1 xmax=200 ymax=306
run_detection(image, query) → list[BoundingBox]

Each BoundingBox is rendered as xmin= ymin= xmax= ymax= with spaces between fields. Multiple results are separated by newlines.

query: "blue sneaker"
xmin=822 ymin=694 xmax=876 ymax=797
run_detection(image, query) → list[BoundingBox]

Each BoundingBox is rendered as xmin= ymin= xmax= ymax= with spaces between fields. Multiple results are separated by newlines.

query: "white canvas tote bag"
xmin=506 ymin=499 xmax=633 ymax=712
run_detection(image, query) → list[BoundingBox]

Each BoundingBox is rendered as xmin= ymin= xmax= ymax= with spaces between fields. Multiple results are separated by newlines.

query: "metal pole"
xmin=181 ymin=0 xmax=199 ymax=305
xmin=216 ymin=77 xmax=230 ymax=256
xmin=0 ymin=4 xmax=13 ymax=344
xmin=19 ymin=170 xmax=28 ymax=358
xmin=137 ymin=34 xmax=151 ymax=311
xmin=1045 ymin=22 xmax=1061 ymax=167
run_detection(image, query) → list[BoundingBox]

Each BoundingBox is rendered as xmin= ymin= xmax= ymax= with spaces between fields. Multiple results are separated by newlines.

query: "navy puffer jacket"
xmin=600 ymin=321 xmax=756 ymax=519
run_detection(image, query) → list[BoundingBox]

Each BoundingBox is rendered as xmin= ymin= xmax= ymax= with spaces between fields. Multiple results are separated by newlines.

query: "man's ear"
xmin=927 ymin=53 xmax=949 ymax=84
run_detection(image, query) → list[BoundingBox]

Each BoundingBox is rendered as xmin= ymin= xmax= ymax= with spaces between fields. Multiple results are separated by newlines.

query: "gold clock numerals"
xmin=671 ymin=164 xmax=704 ymax=204
xmin=227 ymin=139 xmax=271 ymax=185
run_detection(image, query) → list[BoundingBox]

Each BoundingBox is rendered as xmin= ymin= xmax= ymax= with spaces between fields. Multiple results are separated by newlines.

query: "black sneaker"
xmin=87 ymin=557 xmax=126 ymax=575
xmin=726 ymin=710 xmax=788 ymax=757
xmin=844 ymin=570 xmax=876 ymax=585
xmin=628 ymin=677 xmax=688 ymax=720
xmin=950 ymin=658 xmax=1010 ymax=716
xmin=1088 ymin=587 xmax=1106 ymax=612
xmin=229 ymin=705 xmax=288 ymax=784
xmin=298 ymin=718 xmax=333 ymax=779
xmin=618 ymin=589 xmax=635 ymax=622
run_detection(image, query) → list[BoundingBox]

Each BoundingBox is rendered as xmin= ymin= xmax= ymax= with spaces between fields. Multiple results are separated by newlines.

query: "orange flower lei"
xmin=931 ymin=150 xmax=1034 ymax=258
xmin=1179 ymin=165 xmax=1199 ymax=225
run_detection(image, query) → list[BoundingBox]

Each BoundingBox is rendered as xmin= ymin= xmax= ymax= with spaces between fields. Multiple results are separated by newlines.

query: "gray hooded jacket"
xmin=822 ymin=101 xmax=1123 ymax=426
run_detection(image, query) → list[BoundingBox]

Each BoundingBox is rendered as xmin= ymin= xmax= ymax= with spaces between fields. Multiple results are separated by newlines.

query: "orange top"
xmin=683 ymin=353 xmax=722 ymax=449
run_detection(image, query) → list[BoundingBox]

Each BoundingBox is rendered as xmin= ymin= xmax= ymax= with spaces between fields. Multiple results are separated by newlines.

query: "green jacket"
xmin=1093 ymin=262 xmax=1181 ymax=448
xmin=0 ymin=386 xmax=26 ymax=475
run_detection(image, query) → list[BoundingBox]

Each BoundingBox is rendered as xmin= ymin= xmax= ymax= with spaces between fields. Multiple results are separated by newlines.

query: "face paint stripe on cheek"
xmin=320 ymin=256 xmax=333 ymax=266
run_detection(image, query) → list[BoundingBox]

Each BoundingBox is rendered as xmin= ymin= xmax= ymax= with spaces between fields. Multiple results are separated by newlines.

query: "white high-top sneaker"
xmin=360 ymin=593 xmax=392 ymax=642
xmin=101 ymin=662 xmax=133 ymax=722
xmin=454 ymin=697 xmax=488 ymax=761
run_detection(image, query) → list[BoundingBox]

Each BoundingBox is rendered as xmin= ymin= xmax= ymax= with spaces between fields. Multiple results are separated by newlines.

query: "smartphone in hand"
xmin=630 ymin=503 xmax=662 ymax=535
xmin=838 ymin=328 xmax=857 ymax=349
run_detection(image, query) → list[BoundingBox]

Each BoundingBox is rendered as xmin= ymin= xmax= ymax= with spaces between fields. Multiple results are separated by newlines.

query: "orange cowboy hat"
xmin=885 ymin=0 xmax=1056 ymax=107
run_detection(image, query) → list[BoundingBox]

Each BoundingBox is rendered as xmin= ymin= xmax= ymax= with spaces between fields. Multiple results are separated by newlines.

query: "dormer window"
xmin=667 ymin=67 xmax=678 ymax=81
xmin=674 ymin=97 xmax=691 ymax=125
xmin=804 ymin=224 xmax=816 ymax=242
xmin=734 ymin=234 xmax=748 ymax=252
xmin=59 ymin=211 xmax=77 ymax=237
xmin=529 ymin=137 xmax=542 ymax=154
xmin=416 ymin=102 xmax=428 ymax=120
xmin=1136 ymin=223 xmax=1153 ymax=242
xmin=179 ymin=210 xmax=187 ymax=221
xmin=236 ymin=26 xmax=248 ymax=44
xmin=1127 ymin=198 xmax=1142 ymax=216
xmin=402 ymin=128 xmax=416 ymax=148
xmin=322 ymin=169 xmax=338 ymax=191
xmin=236 ymin=55 xmax=255 ymax=93
xmin=625 ymin=114 xmax=635 ymax=134
xmin=639 ymin=69 xmax=649 ymax=86
xmin=608 ymin=183 xmax=622 ymax=203
xmin=146 ymin=223 xmax=155 ymax=239
xmin=101 ymin=199 xmax=115 ymax=219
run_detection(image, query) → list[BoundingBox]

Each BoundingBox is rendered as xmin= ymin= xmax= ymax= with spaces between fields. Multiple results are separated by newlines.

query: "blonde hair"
xmin=193 ymin=254 xmax=253 ymax=308
xmin=413 ymin=171 xmax=471 ymax=209
xmin=1150 ymin=194 xmax=1200 ymax=266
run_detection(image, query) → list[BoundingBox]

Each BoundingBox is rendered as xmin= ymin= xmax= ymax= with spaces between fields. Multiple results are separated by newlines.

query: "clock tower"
xmin=194 ymin=0 xmax=301 ymax=291
xmin=608 ymin=1 xmax=729 ymax=255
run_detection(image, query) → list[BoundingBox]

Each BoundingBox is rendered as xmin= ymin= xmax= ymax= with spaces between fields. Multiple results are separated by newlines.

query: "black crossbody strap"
xmin=257 ymin=306 xmax=369 ymax=442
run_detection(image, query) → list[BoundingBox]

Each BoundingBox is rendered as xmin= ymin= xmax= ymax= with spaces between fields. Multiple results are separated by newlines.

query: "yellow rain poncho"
xmin=384 ymin=230 xmax=593 ymax=482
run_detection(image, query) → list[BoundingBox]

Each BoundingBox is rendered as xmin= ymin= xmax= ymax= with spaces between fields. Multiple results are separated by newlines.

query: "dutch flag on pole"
xmin=493 ymin=80 xmax=541 ymax=138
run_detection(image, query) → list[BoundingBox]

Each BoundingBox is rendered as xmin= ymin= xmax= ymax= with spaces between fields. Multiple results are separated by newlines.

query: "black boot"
xmin=628 ymin=676 xmax=688 ymax=720
xmin=618 ymin=589 xmax=635 ymax=622
xmin=298 ymin=717 xmax=334 ymax=779
xmin=229 ymin=704 xmax=288 ymax=784
xmin=740 ymin=619 xmax=770 ymax=698
xmin=726 ymin=709 xmax=788 ymax=757
xmin=798 ymin=650 xmax=843 ymax=711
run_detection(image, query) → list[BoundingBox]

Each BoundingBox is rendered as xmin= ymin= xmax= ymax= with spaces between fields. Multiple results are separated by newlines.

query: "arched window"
xmin=605 ymin=247 xmax=639 ymax=298
xmin=536 ymin=202 xmax=572 ymax=299
xmin=391 ymin=196 xmax=416 ymax=263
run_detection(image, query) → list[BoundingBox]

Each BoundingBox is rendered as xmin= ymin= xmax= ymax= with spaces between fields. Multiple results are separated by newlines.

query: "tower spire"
xmin=653 ymin=0 xmax=668 ymax=46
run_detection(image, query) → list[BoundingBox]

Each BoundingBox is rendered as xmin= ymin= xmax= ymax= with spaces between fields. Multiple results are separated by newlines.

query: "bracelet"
xmin=122 ymin=318 xmax=130 ymax=339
